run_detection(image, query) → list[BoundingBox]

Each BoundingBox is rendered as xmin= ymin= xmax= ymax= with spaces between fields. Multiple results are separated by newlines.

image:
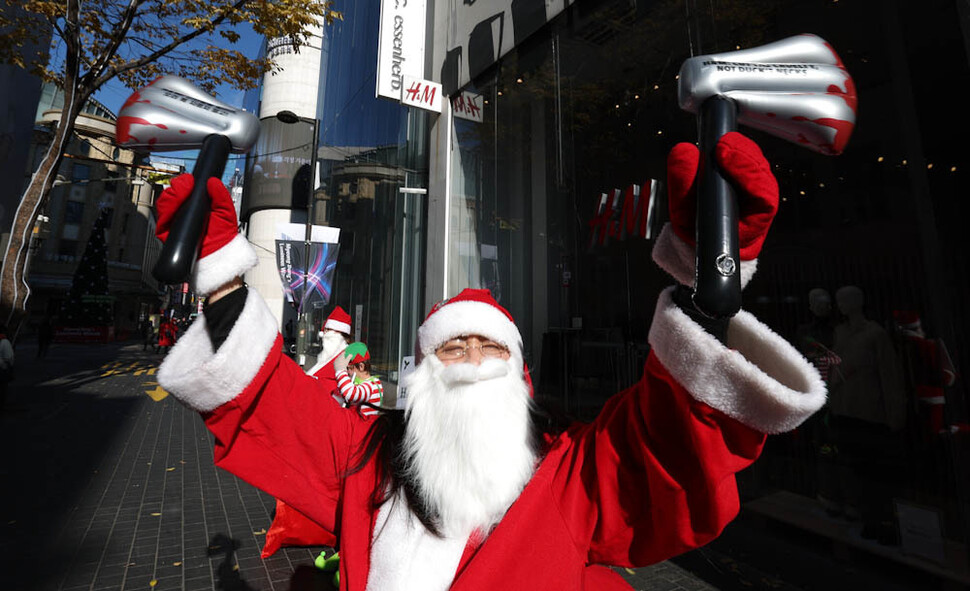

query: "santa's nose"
xmin=463 ymin=346 xmax=485 ymax=365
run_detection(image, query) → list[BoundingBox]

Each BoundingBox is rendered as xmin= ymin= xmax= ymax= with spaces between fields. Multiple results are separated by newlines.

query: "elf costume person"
xmin=333 ymin=343 xmax=384 ymax=417
xmin=157 ymin=132 xmax=826 ymax=591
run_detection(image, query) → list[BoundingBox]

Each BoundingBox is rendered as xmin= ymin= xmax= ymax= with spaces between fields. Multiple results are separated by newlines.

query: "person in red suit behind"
xmin=155 ymin=134 xmax=826 ymax=591
xmin=156 ymin=318 xmax=177 ymax=354
xmin=261 ymin=309 xmax=352 ymax=560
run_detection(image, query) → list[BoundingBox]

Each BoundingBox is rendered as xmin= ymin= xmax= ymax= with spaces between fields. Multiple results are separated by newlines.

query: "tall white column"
xmin=246 ymin=20 xmax=324 ymax=328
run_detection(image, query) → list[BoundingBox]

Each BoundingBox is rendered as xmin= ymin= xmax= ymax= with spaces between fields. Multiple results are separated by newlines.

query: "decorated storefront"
xmin=425 ymin=0 xmax=970 ymax=587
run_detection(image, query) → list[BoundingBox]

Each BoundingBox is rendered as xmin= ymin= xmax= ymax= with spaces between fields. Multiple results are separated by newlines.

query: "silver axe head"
xmin=678 ymin=34 xmax=857 ymax=155
xmin=115 ymin=75 xmax=259 ymax=153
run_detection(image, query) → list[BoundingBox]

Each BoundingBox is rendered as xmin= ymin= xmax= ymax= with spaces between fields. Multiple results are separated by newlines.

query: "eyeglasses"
xmin=435 ymin=337 xmax=509 ymax=360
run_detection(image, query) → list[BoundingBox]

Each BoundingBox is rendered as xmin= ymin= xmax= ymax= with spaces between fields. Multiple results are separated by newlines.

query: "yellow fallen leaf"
xmin=233 ymin=565 xmax=239 ymax=571
xmin=166 ymin=467 xmax=175 ymax=471
xmin=173 ymin=561 xmax=182 ymax=566
xmin=624 ymin=568 xmax=635 ymax=575
xmin=150 ymin=580 xmax=157 ymax=587
xmin=150 ymin=512 xmax=161 ymax=516
xmin=253 ymin=528 xmax=266 ymax=535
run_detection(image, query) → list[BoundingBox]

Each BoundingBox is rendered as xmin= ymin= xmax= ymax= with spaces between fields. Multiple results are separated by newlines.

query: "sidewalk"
xmin=1 ymin=338 xmax=732 ymax=591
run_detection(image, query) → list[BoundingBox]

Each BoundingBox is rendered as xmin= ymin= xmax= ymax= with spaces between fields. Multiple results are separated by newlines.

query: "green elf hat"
xmin=343 ymin=342 xmax=370 ymax=364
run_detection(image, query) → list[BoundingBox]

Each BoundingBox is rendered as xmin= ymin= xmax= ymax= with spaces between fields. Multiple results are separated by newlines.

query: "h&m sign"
xmin=588 ymin=180 xmax=661 ymax=249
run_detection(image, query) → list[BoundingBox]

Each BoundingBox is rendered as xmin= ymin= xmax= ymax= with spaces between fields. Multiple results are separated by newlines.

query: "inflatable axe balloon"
xmin=115 ymin=76 xmax=260 ymax=284
xmin=678 ymin=34 xmax=857 ymax=318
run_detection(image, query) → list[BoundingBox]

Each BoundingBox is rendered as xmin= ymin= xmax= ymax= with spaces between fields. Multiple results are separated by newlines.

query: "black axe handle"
xmin=152 ymin=134 xmax=233 ymax=284
xmin=693 ymin=96 xmax=742 ymax=319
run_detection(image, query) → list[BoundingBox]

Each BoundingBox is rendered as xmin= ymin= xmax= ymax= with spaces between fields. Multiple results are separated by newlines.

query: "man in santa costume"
xmin=307 ymin=306 xmax=353 ymax=382
xmin=156 ymin=133 xmax=826 ymax=590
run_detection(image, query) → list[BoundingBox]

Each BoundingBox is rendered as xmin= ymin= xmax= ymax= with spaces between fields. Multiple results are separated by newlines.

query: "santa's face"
xmin=401 ymin=343 xmax=536 ymax=538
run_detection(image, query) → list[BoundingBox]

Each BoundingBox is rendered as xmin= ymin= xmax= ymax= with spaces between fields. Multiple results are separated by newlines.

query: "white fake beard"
xmin=401 ymin=355 xmax=537 ymax=538
xmin=319 ymin=331 xmax=347 ymax=366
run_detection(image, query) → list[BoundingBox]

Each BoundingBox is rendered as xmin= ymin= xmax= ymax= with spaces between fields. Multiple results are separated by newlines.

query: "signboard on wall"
xmin=401 ymin=75 xmax=443 ymax=113
xmin=452 ymin=91 xmax=484 ymax=122
xmin=376 ymin=0 xmax=428 ymax=101
xmin=588 ymin=180 xmax=661 ymax=249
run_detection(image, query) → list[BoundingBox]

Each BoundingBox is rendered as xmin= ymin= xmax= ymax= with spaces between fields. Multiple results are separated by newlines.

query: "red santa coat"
xmin=158 ymin=282 xmax=825 ymax=591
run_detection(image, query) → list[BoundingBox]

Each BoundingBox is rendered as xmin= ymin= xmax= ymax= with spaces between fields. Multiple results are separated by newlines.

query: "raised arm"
xmin=154 ymin=175 xmax=365 ymax=531
xmin=550 ymin=133 xmax=827 ymax=567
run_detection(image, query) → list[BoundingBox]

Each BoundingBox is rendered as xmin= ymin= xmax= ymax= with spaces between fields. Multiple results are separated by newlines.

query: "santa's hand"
xmin=155 ymin=174 xmax=257 ymax=296
xmin=654 ymin=132 xmax=779 ymax=289
xmin=332 ymin=350 xmax=350 ymax=372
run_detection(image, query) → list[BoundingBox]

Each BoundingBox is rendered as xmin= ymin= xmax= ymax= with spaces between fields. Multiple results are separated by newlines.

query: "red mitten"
xmin=154 ymin=174 xmax=257 ymax=295
xmin=155 ymin=174 xmax=238 ymax=257
xmin=655 ymin=131 xmax=779 ymax=287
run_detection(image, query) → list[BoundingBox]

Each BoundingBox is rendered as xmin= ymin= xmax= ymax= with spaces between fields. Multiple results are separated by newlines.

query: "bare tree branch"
xmin=93 ymin=0 xmax=250 ymax=89
xmin=84 ymin=0 xmax=147 ymax=86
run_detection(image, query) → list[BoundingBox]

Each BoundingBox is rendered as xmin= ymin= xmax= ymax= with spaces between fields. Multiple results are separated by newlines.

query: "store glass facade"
xmin=315 ymin=0 xmax=430 ymax=397
xmin=436 ymin=0 xmax=970 ymax=587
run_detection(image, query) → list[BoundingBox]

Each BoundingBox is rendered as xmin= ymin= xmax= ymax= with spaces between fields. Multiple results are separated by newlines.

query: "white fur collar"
xmin=648 ymin=286 xmax=826 ymax=434
xmin=158 ymin=288 xmax=279 ymax=412
xmin=366 ymin=496 xmax=469 ymax=591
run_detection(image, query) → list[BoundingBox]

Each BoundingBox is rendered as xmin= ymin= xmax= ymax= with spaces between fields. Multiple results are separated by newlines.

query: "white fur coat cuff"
xmin=158 ymin=288 xmax=279 ymax=412
xmin=191 ymin=234 xmax=258 ymax=296
xmin=651 ymin=223 xmax=757 ymax=289
xmin=648 ymin=287 xmax=826 ymax=434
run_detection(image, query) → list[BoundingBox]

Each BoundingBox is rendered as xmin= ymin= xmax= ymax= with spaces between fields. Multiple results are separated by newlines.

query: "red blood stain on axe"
xmin=116 ymin=116 xmax=168 ymax=145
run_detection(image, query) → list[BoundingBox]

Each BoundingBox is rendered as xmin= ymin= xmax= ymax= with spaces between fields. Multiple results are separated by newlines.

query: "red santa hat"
xmin=417 ymin=288 xmax=523 ymax=368
xmin=323 ymin=306 xmax=351 ymax=335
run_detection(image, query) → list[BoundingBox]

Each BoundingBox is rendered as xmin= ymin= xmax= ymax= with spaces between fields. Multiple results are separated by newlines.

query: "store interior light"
xmin=516 ymin=77 xmax=523 ymax=84
xmin=877 ymin=156 xmax=884 ymax=162
xmin=951 ymin=166 xmax=957 ymax=172
xmin=902 ymin=159 xmax=908 ymax=165
xmin=653 ymin=84 xmax=659 ymax=90
xmin=634 ymin=94 xmax=640 ymax=99
xmin=927 ymin=163 xmax=933 ymax=169
xmin=656 ymin=130 xmax=662 ymax=135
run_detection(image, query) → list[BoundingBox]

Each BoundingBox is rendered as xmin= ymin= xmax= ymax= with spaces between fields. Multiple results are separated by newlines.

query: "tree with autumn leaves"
xmin=0 ymin=0 xmax=340 ymax=335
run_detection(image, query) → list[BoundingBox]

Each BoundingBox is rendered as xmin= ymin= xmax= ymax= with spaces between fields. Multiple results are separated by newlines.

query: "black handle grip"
xmin=152 ymin=134 xmax=232 ymax=284
xmin=693 ymin=96 xmax=741 ymax=319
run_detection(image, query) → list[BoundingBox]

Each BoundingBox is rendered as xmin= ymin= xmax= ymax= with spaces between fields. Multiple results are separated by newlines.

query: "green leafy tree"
xmin=0 ymin=0 xmax=340 ymax=334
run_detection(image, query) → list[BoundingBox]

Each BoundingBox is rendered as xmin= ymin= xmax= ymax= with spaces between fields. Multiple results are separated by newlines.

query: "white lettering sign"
xmin=376 ymin=0 xmax=427 ymax=101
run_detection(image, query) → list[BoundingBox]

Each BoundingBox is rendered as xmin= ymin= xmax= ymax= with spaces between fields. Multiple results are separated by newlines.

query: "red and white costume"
xmin=158 ymin=232 xmax=824 ymax=591
xmin=156 ymin=135 xmax=826 ymax=590
xmin=335 ymin=369 xmax=383 ymax=417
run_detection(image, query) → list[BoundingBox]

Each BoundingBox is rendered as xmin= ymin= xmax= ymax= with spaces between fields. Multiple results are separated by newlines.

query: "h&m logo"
xmin=588 ymin=180 xmax=660 ymax=250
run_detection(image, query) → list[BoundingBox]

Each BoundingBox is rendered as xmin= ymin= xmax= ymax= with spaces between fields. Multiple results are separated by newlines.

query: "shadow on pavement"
xmin=0 ymin=340 xmax=152 ymax=589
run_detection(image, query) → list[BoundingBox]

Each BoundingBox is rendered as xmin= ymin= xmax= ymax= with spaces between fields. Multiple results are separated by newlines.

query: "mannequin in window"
xmin=824 ymin=285 xmax=905 ymax=543
xmin=797 ymin=288 xmax=840 ymax=382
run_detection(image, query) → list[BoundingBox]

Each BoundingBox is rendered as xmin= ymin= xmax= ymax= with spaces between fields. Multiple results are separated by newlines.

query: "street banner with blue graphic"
xmin=275 ymin=239 xmax=340 ymax=314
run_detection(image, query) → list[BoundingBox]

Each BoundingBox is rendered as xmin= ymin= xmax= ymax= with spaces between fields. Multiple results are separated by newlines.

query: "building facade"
xmin=420 ymin=0 xmax=970 ymax=588
xmin=25 ymin=84 xmax=168 ymax=340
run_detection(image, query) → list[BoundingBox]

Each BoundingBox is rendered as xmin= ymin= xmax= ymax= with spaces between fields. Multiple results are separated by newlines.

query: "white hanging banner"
xmin=376 ymin=0 xmax=428 ymax=101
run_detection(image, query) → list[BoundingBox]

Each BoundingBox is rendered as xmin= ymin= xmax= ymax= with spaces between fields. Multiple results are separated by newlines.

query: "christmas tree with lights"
xmin=61 ymin=208 xmax=113 ymax=327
